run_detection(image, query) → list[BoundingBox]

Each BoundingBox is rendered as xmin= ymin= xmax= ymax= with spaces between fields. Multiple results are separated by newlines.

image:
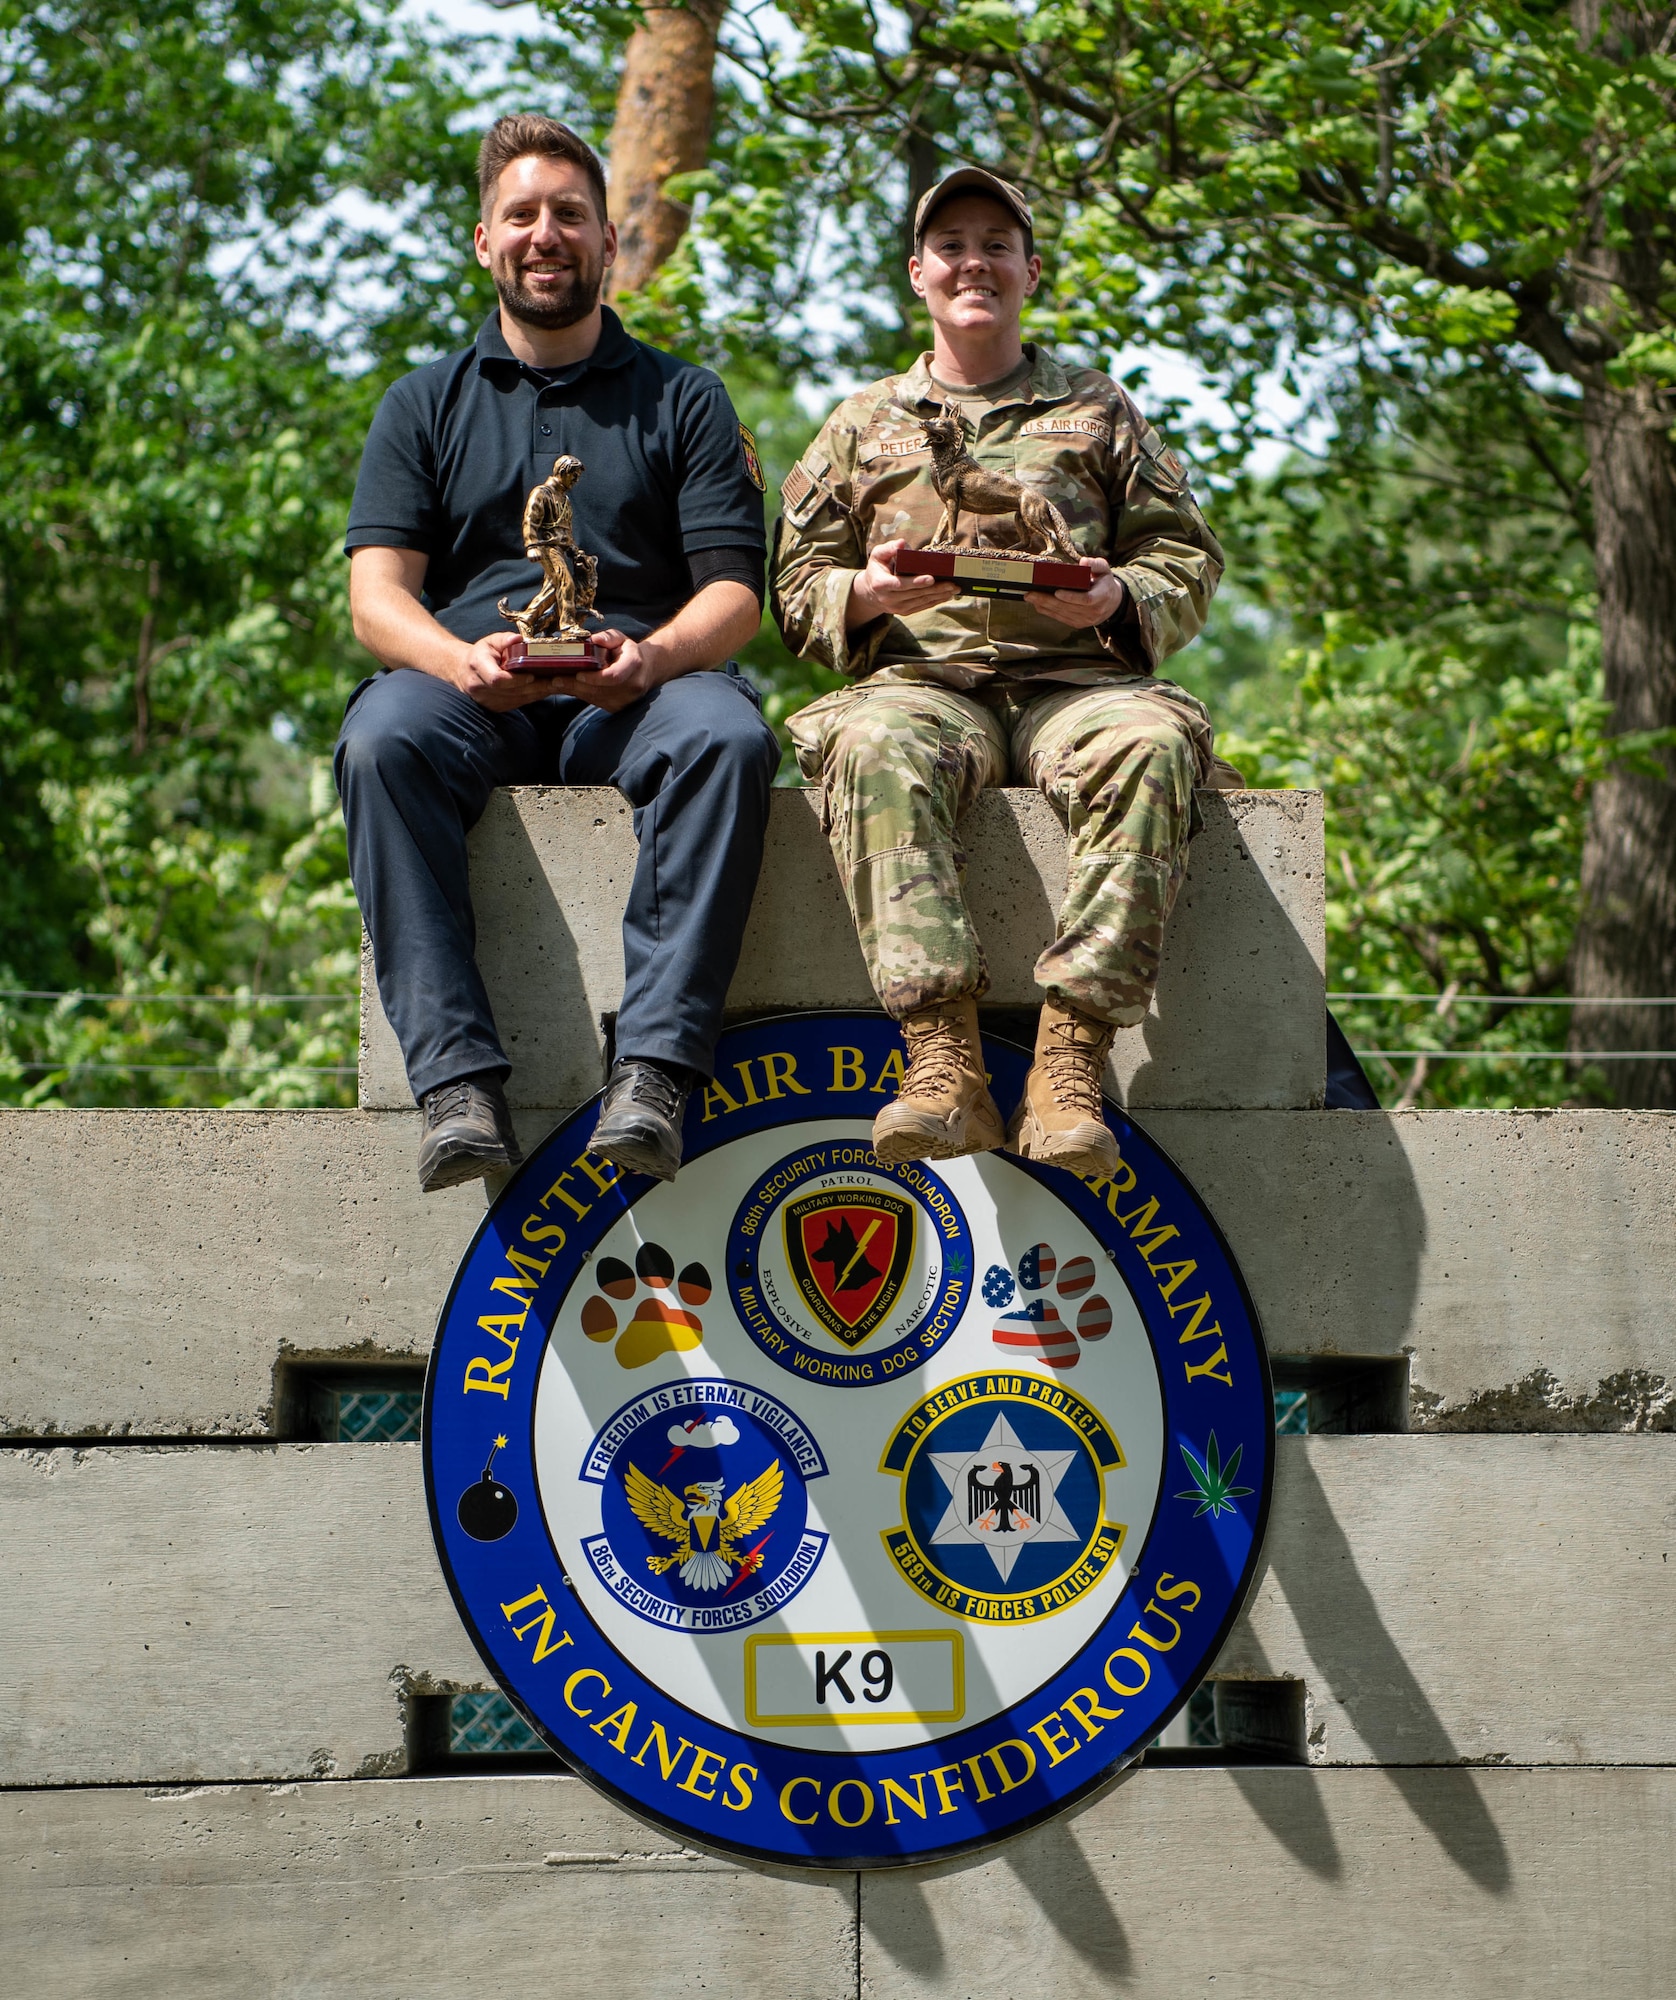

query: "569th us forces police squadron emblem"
xmin=425 ymin=1014 xmax=1272 ymax=1867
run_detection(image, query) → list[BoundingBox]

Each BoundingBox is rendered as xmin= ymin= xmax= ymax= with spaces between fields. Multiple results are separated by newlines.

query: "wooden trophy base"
xmin=506 ymin=635 xmax=606 ymax=674
xmin=890 ymin=548 xmax=1093 ymax=600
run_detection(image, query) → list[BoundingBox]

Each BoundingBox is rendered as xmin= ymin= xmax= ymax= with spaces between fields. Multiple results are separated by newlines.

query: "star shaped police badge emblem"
xmin=925 ymin=1412 xmax=1081 ymax=1584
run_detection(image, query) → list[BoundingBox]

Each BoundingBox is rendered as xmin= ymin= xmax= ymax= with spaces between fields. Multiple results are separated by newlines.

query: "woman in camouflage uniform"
xmin=771 ymin=168 xmax=1237 ymax=1178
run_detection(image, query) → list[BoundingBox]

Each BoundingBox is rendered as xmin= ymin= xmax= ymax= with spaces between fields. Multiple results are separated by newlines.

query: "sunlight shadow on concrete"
xmin=1273 ymin=1447 xmax=1513 ymax=1895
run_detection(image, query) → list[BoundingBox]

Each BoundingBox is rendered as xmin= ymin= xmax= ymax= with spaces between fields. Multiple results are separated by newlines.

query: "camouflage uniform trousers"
xmin=788 ymin=677 xmax=1216 ymax=1025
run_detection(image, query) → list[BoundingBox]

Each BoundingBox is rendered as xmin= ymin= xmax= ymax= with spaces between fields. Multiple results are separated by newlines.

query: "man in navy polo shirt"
xmin=336 ymin=115 xmax=778 ymax=1191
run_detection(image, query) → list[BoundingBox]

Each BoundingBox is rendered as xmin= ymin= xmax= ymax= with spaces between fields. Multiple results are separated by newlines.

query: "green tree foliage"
xmin=708 ymin=0 xmax=1676 ymax=1103
xmin=7 ymin=2 xmax=1670 ymax=1111
xmin=0 ymin=1 xmax=526 ymax=1102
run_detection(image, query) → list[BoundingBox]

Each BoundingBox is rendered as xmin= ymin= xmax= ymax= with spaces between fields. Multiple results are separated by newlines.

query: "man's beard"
xmin=494 ymin=258 xmax=603 ymax=330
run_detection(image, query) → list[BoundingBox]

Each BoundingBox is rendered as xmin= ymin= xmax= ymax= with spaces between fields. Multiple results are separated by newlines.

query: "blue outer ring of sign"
xmin=423 ymin=1011 xmax=1273 ymax=1870
xmin=725 ymin=1145 xmax=975 ymax=1386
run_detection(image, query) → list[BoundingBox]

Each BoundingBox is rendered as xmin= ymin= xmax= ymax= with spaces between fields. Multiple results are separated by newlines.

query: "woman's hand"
xmin=1024 ymin=556 xmax=1123 ymax=628
xmin=846 ymin=538 xmax=960 ymax=629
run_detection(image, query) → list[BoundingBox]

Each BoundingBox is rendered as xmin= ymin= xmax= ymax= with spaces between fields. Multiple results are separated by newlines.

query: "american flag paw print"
xmin=984 ymin=1241 xmax=1113 ymax=1370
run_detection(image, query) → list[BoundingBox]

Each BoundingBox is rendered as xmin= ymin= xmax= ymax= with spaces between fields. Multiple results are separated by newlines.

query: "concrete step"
xmin=3 ymin=1768 xmax=1670 ymax=1998
xmin=358 ymin=786 xmax=1327 ymax=1111
xmin=3 ymin=1107 xmax=1672 ymax=1438
xmin=2 ymin=1438 xmax=1668 ymax=1786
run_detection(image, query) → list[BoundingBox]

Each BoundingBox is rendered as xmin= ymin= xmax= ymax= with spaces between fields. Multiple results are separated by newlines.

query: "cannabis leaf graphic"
xmin=1175 ymin=1433 xmax=1254 ymax=1520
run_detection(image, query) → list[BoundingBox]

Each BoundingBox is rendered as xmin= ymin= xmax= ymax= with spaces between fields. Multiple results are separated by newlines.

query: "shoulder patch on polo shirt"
xmin=739 ymin=424 xmax=766 ymax=492
xmin=1018 ymin=415 xmax=1114 ymax=444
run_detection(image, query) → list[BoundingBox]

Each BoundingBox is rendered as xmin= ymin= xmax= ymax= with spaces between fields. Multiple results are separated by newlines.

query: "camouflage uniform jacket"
xmin=770 ymin=347 xmax=1224 ymax=690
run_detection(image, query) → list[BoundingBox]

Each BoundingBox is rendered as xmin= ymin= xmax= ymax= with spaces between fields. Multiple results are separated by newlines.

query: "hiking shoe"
xmin=1006 ymin=999 xmax=1120 ymax=1178
xmin=872 ymin=996 xmax=1004 ymax=1166
xmin=590 ymin=1059 xmax=691 ymax=1182
xmin=418 ymin=1072 xmax=522 ymax=1193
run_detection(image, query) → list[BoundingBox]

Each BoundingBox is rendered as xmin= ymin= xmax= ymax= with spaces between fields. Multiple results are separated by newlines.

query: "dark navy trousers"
xmin=335 ymin=666 xmax=780 ymax=1102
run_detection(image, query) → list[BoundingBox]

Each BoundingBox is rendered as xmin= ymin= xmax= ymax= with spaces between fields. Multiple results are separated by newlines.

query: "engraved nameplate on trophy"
xmin=888 ymin=548 xmax=1095 ymax=599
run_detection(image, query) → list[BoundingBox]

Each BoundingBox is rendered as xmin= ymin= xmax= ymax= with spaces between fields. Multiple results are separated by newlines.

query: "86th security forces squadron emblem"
xmin=425 ymin=1014 xmax=1272 ymax=1867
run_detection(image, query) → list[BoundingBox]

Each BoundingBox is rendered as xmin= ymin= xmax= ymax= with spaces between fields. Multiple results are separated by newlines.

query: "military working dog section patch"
xmin=424 ymin=1012 xmax=1272 ymax=1868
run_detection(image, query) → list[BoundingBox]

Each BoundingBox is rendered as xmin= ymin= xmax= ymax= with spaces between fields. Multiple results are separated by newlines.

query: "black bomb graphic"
xmin=456 ymin=1435 xmax=518 ymax=1542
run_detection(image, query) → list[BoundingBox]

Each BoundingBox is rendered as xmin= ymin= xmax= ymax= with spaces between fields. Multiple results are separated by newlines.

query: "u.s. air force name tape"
xmin=424 ymin=1011 xmax=1272 ymax=1868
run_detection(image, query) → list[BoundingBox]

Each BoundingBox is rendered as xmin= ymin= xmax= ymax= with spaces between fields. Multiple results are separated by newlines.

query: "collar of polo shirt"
xmin=472 ymin=304 xmax=640 ymax=381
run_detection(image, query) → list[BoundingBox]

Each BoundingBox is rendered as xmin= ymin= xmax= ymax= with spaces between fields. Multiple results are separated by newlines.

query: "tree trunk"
xmin=606 ymin=1 xmax=726 ymax=295
xmin=1566 ymin=4 xmax=1676 ymax=1104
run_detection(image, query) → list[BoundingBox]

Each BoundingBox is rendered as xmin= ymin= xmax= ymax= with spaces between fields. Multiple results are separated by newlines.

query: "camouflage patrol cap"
xmin=913 ymin=167 xmax=1035 ymax=248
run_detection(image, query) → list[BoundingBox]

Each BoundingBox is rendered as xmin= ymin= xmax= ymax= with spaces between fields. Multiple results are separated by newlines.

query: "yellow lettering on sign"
xmin=926 ymin=1764 xmax=965 ymax=1815
xmin=780 ymin=1776 xmax=821 ymax=1823
xmin=985 ymin=1739 xmax=1037 ymax=1792
xmin=1154 ymin=1571 xmax=1203 ymax=1612
xmin=723 ymin=1763 xmax=756 ymax=1812
xmin=1028 ymin=1711 xmax=1081 ymax=1767
xmin=463 ymin=1350 xmax=516 ymax=1398
xmin=1148 ymin=1256 xmax=1198 ymax=1301
xmin=498 ymin=1585 xmax=573 ymax=1664
xmin=1168 ymin=1293 xmax=1222 ymax=1345
xmin=490 ymin=1246 xmax=550 ymax=1302
xmin=830 ymin=1046 xmax=867 ymax=1092
xmin=591 ymin=1701 xmax=638 ymax=1753
xmin=572 ymin=1150 xmax=622 ymax=1196
xmin=758 ymin=1051 xmax=812 ymax=1099
xmin=631 ymin=1720 xmax=694 ymax=1782
xmin=701 ymin=1075 xmax=743 ymax=1121
xmin=828 ymin=1779 xmax=874 ymax=1827
xmin=540 ymin=1172 xmax=593 ymax=1220
xmin=1130 ymin=1600 xmax=1184 ymax=1652
xmin=1061 ymin=1687 xmax=1125 ymax=1742
xmin=962 ymin=1754 xmax=997 ymax=1802
xmin=1104 ymin=1646 xmax=1152 ymax=1698
xmin=1113 ymin=1196 xmax=1179 ymax=1261
xmin=880 ymin=1775 xmax=928 ymax=1825
xmin=1184 ymin=1342 xmax=1234 ymax=1388
xmin=564 ymin=1668 xmax=611 ymax=1716
xmin=678 ymin=1745 xmax=728 ymax=1800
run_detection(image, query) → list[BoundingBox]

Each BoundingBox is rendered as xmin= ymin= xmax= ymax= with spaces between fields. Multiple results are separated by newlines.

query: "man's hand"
xmin=565 ymin=630 xmax=677 ymax=714
xmin=449 ymin=630 xmax=557 ymax=711
xmin=846 ymin=537 xmax=960 ymax=629
xmin=350 ymin=547 xmax=555 ymax=710
xmin=1024 ymin=556 xmax=1124 ymax=629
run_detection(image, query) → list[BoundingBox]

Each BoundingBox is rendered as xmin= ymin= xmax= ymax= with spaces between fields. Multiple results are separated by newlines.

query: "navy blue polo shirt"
xmin=344 ymin=307 xmax=766 ymax=642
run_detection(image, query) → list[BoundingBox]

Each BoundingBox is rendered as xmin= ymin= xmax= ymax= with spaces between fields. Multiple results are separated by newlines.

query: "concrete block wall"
xmin=359 ymin=787 xmax=1328 ymax=1111
xmin=4 ymin=782 xmax=1673 ymax=1995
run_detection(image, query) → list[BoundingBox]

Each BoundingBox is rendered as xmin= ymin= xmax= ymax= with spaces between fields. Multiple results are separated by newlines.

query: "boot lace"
xmin=1040 ymin=1019 xmax=1111 ymax=1117
xmin=424 ymin=1079 xmax=482 ymax=1129
xmin=901 ymin=1012 xmax=968 ymax=1100
xmin=614 ymin=1061 xmax=685 ymax=1118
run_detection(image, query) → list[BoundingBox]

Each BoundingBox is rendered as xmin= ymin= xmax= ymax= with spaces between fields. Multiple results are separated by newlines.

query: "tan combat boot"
xmin=1007 ymin=999 xmax=1120 ymax=1178
xmin=872 ymin=997 xmax=1005 ymax=1166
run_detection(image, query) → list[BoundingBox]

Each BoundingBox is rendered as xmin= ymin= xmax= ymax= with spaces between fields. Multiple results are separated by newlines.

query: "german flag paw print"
xmin=580 ymin=1242 xmax=712 ymax=1369
xmin=984 ymin=1240 xmax=1112 ymax=1370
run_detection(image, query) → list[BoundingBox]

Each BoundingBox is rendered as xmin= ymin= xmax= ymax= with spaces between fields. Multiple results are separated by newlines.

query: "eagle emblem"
xmin=622 ymin=1459 xmax=785 ymax=1593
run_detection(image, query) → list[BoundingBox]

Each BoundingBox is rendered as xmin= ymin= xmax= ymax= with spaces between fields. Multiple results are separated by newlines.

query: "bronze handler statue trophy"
xmin=499 ymin=453 xmax=608 ymax=670
xmin=888 ymin=404 xmax=1096 ymax=601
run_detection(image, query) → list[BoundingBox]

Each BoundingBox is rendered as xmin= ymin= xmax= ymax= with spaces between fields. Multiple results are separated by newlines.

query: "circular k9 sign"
xmin=424 ymin=1013 xmax=1272 ymax=1868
